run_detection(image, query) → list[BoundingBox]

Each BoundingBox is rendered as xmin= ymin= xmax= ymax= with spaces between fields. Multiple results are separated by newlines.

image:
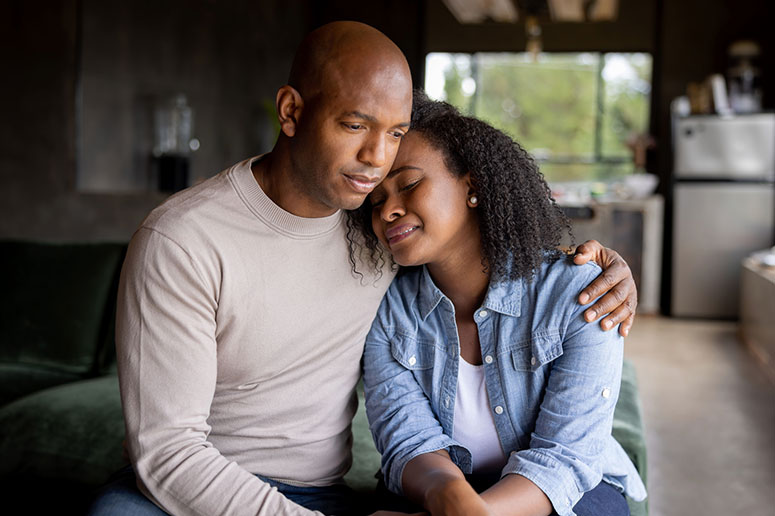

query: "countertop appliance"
xmin=671 ymin=113 xmax=775 ymax=318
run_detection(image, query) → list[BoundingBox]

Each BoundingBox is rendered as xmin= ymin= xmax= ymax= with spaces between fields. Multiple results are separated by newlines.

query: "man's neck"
xmin=251 ymin=146 xmax=337 ymax=219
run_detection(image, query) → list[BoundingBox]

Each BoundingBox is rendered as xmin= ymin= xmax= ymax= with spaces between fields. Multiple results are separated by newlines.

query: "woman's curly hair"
xmin=345 ymin=89 xmax=572 ymax=282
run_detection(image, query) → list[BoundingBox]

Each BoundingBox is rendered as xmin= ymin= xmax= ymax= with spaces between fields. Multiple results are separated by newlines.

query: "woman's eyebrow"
xmin=386 ymin=166 xmax=422 ymax=179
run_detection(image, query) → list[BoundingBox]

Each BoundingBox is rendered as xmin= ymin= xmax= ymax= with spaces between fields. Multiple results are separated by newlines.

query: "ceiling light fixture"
xmin=442 ymin=0 xmax=519 ymax=24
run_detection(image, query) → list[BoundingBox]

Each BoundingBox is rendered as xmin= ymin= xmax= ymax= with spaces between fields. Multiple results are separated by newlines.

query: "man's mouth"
xmin=386 ymin=224 xmax=419 ymax=246
xmin=344 ymin=174 xmax=380 ymax=194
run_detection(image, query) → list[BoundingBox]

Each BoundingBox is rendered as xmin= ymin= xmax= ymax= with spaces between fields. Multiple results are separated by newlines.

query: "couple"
xmin=90 ymin=21 xmax=645 ymax=516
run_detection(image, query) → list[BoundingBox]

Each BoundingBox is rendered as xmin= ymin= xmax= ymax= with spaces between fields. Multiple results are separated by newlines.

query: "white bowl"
xmin=623 ymin=173 xmax=659 ymax=199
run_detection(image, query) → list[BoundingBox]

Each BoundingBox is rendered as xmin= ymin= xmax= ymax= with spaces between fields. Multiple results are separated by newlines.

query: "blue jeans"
xmin=88 ymin=465 xmax=371 ymax=516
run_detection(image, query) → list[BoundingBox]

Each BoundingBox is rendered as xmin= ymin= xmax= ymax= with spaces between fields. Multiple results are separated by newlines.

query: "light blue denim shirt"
xmin=363 ymin=257 xmax=647 ymax=516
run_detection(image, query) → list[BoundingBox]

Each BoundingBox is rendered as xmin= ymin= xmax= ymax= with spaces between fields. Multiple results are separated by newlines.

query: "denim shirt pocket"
xmin=390 ymin=332 xmax=438 ymax=400
xmin=510 ymin=331 xmax=563 ymax=372
xmin=390 ymin=332 xmax=437 ymax=371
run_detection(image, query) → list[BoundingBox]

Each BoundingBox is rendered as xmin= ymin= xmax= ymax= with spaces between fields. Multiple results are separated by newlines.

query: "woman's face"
xmin=369 ymin=132 xmax=480 ymax=268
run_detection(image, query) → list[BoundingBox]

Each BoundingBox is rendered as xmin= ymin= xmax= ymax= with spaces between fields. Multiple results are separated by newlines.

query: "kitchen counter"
xmin=740 ymin=257 xmax=775 ymax=382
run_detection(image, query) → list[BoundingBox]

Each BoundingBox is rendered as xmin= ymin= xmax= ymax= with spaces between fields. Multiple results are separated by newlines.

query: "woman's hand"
xmin=572 ymin=239 xmax=637 ymax=337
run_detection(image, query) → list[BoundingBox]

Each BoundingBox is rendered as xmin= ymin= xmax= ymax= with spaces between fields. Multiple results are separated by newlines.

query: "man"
xmin=90 ymin=21 xmax=637 ymax=516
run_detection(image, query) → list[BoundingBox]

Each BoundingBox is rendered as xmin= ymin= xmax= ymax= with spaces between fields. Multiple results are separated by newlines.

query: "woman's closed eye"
xmin=400 ymin=179 xmax=421 ymax=192
xmin=370 ymin=195 xmax=385 ymax=208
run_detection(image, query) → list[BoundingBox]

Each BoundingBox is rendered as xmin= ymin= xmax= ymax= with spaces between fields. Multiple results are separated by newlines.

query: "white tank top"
xmin=452 ymin=356 xmax=508 ymax=474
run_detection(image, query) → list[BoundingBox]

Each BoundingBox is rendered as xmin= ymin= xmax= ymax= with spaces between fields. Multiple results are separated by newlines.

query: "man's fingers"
xmin=578 ymin=265 xmax=627 ymax=305
xmin=572 ymin=240 xmax=601 ymax=265
xmin=599 ymin=300 xmax=635 ymax=330
xmin=618 ymin=313 xmax=635 ymax=337
xmin=583 ymin=282 xmax=633 ymax=321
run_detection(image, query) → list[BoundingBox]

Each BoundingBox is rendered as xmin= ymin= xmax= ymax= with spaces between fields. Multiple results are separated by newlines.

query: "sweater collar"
xmin=230 ymin=155 xmax=344 ymax=238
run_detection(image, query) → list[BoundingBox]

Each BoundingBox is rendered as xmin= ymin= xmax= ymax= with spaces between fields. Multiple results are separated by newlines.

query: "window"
xmin=425 ymin=52 xmax=653 ymax=182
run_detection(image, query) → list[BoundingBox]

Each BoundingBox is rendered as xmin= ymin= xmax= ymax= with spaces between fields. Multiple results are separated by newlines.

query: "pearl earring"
xmin=469 ymin=195 xmax=478 ymax=205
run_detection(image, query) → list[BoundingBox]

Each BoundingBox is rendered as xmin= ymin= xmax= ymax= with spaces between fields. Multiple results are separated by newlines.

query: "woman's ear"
xmin=276 ymin=85 xmax=304 ymax=137
xmin=463 ymin=172 xmax=479 ymax=208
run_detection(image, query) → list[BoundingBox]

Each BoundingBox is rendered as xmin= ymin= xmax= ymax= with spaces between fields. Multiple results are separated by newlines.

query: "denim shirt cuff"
xmin=503 ymin=449 xmax=586 ymax=516
xmin=391 ymin=441 xmax=472 ymax=495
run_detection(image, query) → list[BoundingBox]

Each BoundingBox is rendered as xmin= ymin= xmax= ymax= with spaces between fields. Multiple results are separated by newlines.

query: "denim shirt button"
xmin=478 ymin=310 xmax=488 ymax=318
xmin=494 ymin=405 xmax=504 ymax=415
xmin=408 ymin=355 xmax=417 ymax=366
xmin=484 ymin=355 xmax=494 ymax=364
xmin=530 ymin=356 xmax=537 ymax=366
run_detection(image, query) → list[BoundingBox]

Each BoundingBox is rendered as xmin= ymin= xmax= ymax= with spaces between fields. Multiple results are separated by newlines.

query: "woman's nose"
xmin=380 ymin=196 xmax=404 ymax=222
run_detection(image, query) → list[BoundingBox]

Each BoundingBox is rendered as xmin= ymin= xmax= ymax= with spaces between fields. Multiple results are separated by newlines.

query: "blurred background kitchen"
xmin=0 ymin=1 xmax=773 ymax=515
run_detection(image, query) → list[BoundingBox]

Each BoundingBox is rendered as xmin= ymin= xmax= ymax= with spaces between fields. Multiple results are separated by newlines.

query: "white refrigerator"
xmin=671 ymin=113 xmax=775 ymax=318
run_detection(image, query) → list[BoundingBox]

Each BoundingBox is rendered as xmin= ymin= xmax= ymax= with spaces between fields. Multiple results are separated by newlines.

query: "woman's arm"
xmin=403 ymin=450 xmax=492 ymax=516
xmin=402 ymin=452 xmax=552 ymax=516
xmin=479 ymin=474 xmax=552 ymax=516
xmin=363 ymin=303 xmax=470 ymax=498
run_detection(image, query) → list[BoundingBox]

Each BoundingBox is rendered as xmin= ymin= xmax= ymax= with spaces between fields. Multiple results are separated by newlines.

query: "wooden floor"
xmin=624 ymin=316 xmax=775 ymax=516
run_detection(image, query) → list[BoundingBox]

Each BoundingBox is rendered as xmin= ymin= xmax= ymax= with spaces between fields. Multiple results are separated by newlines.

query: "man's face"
xmin=288 ymin=65 xmax=412 ymax=215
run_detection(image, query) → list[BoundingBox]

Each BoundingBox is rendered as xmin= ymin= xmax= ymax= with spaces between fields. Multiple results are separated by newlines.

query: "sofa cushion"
xmin=344 ymin=382 xmax=382 ymax=492
xmin=0 ymin=241 xmax=126 ymax=375
xmin=613 ymin=360 xmax=649 ymax=516
xmin=0 ymin=375 xmax=127 ymax=485
xmin=0 ymin=362 xmax=83 ymax=406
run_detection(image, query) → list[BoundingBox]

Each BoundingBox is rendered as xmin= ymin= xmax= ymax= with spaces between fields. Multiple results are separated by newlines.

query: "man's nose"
xmin=358 ymin=134 xmax=387 ymax=169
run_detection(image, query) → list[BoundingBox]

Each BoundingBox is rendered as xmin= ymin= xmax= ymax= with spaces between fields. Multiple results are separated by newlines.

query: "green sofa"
xmin=0 ymin=241 xmax=647 ymax=515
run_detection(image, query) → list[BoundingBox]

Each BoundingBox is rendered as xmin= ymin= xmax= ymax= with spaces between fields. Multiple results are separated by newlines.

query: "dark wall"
xmin=308 ymin=1 xmax=426 ymax=87
xmin=0 ymin=0 xmax=426 ymax=242
xmin=0 ymin=0 xmax=309 ymax=242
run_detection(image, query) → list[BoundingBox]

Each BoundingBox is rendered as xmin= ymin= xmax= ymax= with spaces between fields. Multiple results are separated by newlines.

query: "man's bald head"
xmin=264 ymin=21 xmax=412 ymax=217
xmin=288 ymin=21 xmax=411 ymax=103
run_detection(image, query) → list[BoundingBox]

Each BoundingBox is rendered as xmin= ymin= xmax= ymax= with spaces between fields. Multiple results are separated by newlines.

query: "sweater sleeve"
xmin=116 ymin=227 xmax=321 ymax=516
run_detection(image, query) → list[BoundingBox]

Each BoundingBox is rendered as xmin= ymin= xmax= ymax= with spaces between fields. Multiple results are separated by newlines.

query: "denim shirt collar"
xmin=417 ymin=265 xmax=522 ymax=321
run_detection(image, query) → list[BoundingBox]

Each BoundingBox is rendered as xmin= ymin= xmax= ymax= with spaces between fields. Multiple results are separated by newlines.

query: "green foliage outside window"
xmin=425 ymin=52 xmax=652 ymax=182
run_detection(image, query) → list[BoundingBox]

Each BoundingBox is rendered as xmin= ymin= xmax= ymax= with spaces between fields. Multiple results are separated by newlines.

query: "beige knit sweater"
xmin=116 ymin=157 xmax=393 ymax=515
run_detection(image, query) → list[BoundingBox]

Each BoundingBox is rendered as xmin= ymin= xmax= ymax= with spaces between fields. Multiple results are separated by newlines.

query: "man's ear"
xmin=276 ymin=85 xmax=304 ymax=137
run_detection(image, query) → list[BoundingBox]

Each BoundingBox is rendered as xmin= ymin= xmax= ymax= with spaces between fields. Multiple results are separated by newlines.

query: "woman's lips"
xmin=386 ymin=224 xmax=419 ymax=246
xmin=344 ymin=174 xmax=379 ymax=194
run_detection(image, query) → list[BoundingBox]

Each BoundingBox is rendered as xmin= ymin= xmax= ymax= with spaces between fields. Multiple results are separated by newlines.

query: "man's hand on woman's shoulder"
xmin=571 ymin=239 xmax=638 ymax=337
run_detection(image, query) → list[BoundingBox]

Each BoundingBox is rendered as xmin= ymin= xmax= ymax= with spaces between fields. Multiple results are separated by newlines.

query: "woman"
xmin=346 ymin=91 xmax=647 ymax=516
